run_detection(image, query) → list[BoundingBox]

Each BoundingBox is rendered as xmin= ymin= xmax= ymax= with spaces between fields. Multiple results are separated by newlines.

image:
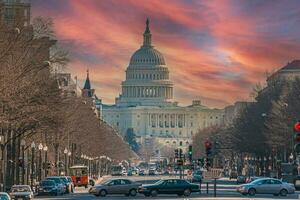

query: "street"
xmin=34 ymin=176 xmax=300 ymax=200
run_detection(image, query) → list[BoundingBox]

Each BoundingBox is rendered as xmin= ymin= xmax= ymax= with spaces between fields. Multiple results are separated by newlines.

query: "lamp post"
xmin=30 ymin=142 xmax=35 ymax=190
xmin=38 ymin=143 xmax=43 ymax=182
xmin=20 ymin=139 xmax=26 ymax=185
xmin=64 ymin=148 xmax=68 ymax=175
xmin=43 ymin=145 xmax=48 ymax=178
xmin=67 ymin=151 xmax=71 ymax=174
xmin=0 ymin=135 xmax=5 ymax=192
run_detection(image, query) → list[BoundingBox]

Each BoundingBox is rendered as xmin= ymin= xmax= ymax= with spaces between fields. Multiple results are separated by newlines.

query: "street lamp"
xmin=67 ymin=151 xmax=71 ymax=170
xmin=30 ymin=142 xmax=35 ymax=189
xmin=64 ymin=148 xmax=68 ymax=175
xmin=43 ymin=145 xmax=48 ymax=178
xmin=20 ymin=139 xmax=26 ymax=184
xmin=38 ymin=143 xmax=43 ymax=182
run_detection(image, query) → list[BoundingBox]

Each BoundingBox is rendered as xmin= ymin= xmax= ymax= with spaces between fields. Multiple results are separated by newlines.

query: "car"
xmin=229 ymin=170 xmax=238 ymax=179
xmin=237 ymin=175 xmax=247 ymax=184
xmin=138 ymin=169 xmax=145 ymax=176
xmin=46 ymin=176 xmax=66 ymax=195
xmin=138 ymin=179 xmax=200 ymax=197
xmin=192 ymin=170 xmax=203 ymax=183
xmin=38 ymin=180 xmax=60 ymax=196
xmin=237 ymin=178 xmax=295 ymax=196
xmin=9 ymin=185 xmax=34 ymax=200
xmin=148 ymin=169 xmax=156 ymax=176
xmin=0 ymin=192 xmax=11 ymax=200
xmin=89 ymin=178 xmax=141 ymax=197
xmin=59 ymin=176 xmax=74 ymax=193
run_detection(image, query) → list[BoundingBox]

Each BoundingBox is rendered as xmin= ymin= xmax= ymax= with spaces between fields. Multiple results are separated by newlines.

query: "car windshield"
xmin=154 ymin=180 xmax=165 ymax=185
xmin=0 ymin=194 xmax=9 ymax=200
xmin=60 ymin=177 xmax=68 ymax=183
xmin=42 ymin=181 xmax=55 ymax=186
xmin=47 ymin=178 xmax=62 ymax=184
xmin=11 ymin=186 xmax=31 ymax=192
xmin=251 ymin=179 xmax=267 ymax=185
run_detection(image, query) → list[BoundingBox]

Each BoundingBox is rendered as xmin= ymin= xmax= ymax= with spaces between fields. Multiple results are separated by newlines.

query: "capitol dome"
xmin=128 ymin=18 xmax=166 ymax=67
xmin=129 ymin=47 xmax=165 ymax=66
xmin=117 ymin=18 xmax=173 ymax=107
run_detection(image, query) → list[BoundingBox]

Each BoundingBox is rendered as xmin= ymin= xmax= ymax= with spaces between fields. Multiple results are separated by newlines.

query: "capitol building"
xmin=101 ymin=19 xmax=224 ymax=157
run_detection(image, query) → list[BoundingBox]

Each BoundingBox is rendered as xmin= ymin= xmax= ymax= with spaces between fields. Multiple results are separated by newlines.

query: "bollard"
xmin=214 ymin=178 xmax=217 ymax=197
xmin=206 ymin=182 xmax=209 ymax=194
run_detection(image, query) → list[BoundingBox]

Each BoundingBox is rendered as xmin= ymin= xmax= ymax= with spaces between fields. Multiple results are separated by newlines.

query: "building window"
xmin=190 ymin=122 xmax=193 ymax=127
xmin=159 ymin=114 xmax=163 ymax=128
xmin=191 ymin=131 xmax=193 ymax=136
xmin=151 ymin=114 xmax=156 ymax=128
xmin=179 ymin=131 xmax=182 ymax=135
xmin=116 ymin=122 xmax=119 ymax=126
xmin=178 ymin=114 xmax=183 ymax=128
xmin=179 ymin=141 xmax=183 ymax=146
xmin=171 ymin=114 xmax=175 ymax=128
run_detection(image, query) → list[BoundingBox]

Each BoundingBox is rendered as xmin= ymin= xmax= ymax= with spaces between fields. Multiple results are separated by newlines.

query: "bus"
xmin=69 ymin=165 xmax=89 ymax=188
xmin=111 ymin=165 xmax=123 ymax=176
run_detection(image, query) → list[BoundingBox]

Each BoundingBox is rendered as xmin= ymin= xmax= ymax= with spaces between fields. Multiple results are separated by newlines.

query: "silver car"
xmin=9 ymin=185 xmax=34 ymax=200
xmin=89 ymin=178 xmax=141 ymax=197
xmin=237 ymin=178 xmax=295 ymax=196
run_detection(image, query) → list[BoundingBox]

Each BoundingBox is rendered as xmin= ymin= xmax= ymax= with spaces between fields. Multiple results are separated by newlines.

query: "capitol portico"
xmin=101 ymin=19 xmax=224 ymax=157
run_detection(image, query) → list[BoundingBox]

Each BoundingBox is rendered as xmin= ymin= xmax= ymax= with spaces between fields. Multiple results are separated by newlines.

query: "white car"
xmin=9 ymin=185 xmax=33 ymax=200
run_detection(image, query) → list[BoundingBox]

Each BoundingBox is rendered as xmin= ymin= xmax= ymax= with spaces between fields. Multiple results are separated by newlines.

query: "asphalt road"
xmin=34 ymin=176 xmax=300 ymax=200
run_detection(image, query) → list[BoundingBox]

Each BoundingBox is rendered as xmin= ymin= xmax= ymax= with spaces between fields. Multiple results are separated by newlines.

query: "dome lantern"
xmin=143 ymin=18 xmax=152 ymax=47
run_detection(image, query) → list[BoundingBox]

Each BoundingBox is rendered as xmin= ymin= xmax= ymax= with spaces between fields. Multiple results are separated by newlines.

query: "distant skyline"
xmin=31 ymin=0 xmax=300 ymax=108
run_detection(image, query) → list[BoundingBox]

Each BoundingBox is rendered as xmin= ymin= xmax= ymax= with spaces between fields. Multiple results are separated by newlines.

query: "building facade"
xmin=102 ymin=19 xmax=224 ymax=157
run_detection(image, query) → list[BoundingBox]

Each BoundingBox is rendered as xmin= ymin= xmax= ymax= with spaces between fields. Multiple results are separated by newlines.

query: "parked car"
xmin=237 ymin=175 xmax=247 ymax=184
xmin=138 ymin=169 xmax=145 ymax=176
xmin=89 ymin=178 xmax=141 ymax=197
xmin=0 ymin=192 xmax=11 ymax=200
xmin=9 ymin=185 xmax=34 ymax=200
xmin=138 ymin=179 xmax=200 ymax=197
xmin=229 ymin=170 xmax=238 ymax=179
xmin=192 ymin=170 xmax=203 ymax=183
xmin=59 ymin=176 xmax=74 ymax=193
xmin=237 ymin=178 xmax=295 ymax=196
xmin=38 ymin=180 xmax=60 ymax=196
xmin=148 ymin=169 xmax=156 ymax=176
xmin=46 ymin=176 xmax=66 ymax=194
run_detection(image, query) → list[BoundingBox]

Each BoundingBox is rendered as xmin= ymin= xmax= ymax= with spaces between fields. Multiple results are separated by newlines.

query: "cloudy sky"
xmin=31 ymin=0 xmax=300 ymax=108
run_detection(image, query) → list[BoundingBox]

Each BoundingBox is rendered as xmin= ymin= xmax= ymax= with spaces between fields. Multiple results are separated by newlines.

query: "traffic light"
xmin=175 ymin=149 xmax=179 ymax=159
xmin=188 ymin=145 xmax=192 ymax=162
xmin=204 ymin=140 xmax=212 ymax=170
xmin=294 ymin=121 xmax=300 ymax=153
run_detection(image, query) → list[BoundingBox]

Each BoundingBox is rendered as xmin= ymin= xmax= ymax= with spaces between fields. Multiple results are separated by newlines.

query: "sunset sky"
xmin=31 ymin=0 xmax=300 ymax=108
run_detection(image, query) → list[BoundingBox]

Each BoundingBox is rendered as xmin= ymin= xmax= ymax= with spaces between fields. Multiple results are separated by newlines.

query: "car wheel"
xmin=99 ymin=189 xmax=107 ymax=197
xmin=183 ymin=188 xmax=191 ymax=197
xmin=248 ymin=188 xmax=256 ymax=196
xmin=150 ymin=190 xmax=158 ymax=197
xmin=129 ymin=189 xmax=137 ymax=197
xmin=279 ymin=189 xmax=288 ymax=196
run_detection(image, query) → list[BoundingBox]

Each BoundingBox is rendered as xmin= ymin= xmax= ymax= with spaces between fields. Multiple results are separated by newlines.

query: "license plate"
xmin=18 ymin=198 xmax=22 ymax=200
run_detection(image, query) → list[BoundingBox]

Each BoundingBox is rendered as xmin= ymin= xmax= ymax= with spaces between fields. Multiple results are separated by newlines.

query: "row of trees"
xmin=193 ymin=76 xmax=300 ymax=170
